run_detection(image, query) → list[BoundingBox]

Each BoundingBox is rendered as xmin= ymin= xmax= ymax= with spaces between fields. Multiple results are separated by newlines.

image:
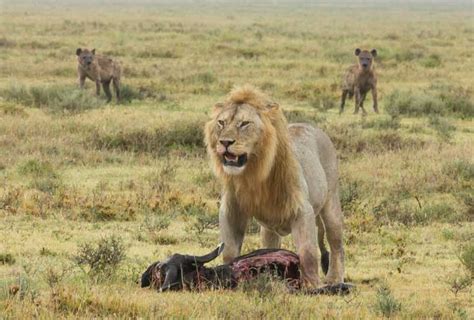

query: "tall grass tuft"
xmin=385 ymin=84 xmax=473 ymax=118
xmin=1 ymin=83 xmax=104 ymax=113
xmin=373 ymin=284 xmax=402 ymax=318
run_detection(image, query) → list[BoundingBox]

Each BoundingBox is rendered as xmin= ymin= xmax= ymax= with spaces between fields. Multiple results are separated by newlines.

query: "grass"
xmin=0 ymin=0 xmax=473 ymax=318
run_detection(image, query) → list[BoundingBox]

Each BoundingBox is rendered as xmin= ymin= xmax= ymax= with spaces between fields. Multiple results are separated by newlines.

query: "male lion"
xmin=204 ymin=85 xmax=345 ymax=287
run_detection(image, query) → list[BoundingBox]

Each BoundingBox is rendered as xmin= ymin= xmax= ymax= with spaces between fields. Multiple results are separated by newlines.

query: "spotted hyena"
xmin=76 ymin=48 xmax=121 ymax=102
xmin=340 ymin=48 xmax=378 ymax=115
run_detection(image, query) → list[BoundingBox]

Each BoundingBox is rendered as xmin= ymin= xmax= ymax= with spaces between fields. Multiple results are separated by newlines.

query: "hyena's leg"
xmin=79 ymin=75 xmax=86 ymax=89
xmin=339 ymin=90 xmax=348 ymax=114
xmin=360 ymin=92 xmax=368 ymax=115
xmin=353 ymin=88 xmax=361 ymax=114
xmin=320 ymin=190 xmax=345 ymax=285
xmin=112 ymin=78 xmax=121 ymax=102
xmin=261 ymin=226 xmax=281 ymax=248
xmin=292 ymin=201 xmax=321 ymax=288
xmin=372 ymin=86 xmax=379 ymax=113
xmin=316 ymin=214 xmax=329 ymax=275
xmin=95 ymin=80 xmax=101 ymax=96
xmin=103 ymin=81 xmax=112 ymax=102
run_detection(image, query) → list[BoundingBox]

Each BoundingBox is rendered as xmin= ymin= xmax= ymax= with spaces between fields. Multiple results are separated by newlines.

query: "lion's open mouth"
xmin=223 ymin=152 xmax=248 ymax=167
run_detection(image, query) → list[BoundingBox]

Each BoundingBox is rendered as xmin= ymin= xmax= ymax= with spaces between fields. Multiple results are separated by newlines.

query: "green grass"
xmin=0 ymin=1 xmax=473 ymax=319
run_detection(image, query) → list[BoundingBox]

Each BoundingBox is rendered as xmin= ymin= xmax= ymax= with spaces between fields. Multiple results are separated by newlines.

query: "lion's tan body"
xmin=205 ymin=86 xmax=345 ymax=287
xmin=76 ymin=48 xmax=121 ymax=102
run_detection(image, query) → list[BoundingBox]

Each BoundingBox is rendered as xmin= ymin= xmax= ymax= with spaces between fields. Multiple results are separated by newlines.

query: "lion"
xmin=76 ymin=48 xmax=121 ymax=102
xmin=204 ymin=85 xmax=345 ymax=287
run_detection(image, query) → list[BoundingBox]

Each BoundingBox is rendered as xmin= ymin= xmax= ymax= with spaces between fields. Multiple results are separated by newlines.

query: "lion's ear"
xmin=265 ymin=102 xmax=279 ymax=110
xmin=213 ymin=102 xmax=224 ymax=110
xmin=210 ymin=102 xmax=224 ymax=117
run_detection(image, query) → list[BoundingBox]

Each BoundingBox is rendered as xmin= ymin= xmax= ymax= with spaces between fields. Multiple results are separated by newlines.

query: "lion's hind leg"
xmin=320 ymin=191 xmax=345 ymax=284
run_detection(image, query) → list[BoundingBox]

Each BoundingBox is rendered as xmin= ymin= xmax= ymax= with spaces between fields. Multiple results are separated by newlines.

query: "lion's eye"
xmin=217 ymin=120 xmax=225 ymax=128
xmin=239 ymin=121 xmax=250 ymax=128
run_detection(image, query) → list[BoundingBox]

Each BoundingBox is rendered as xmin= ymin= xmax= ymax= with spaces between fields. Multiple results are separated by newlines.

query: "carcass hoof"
xmin=308 ymin=283 xmax=354 ymax=295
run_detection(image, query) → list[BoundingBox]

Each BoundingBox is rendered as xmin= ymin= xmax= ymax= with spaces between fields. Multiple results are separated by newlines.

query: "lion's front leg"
xmin=261 ymin=227 xmax=281 ymax=248
xmin=291 ymin=202 xmax=321 ymax=288
xmin=320 ymin=192 xmax=345 ymax=284
xmin=219 ymin=194 xmax=247 ymax=264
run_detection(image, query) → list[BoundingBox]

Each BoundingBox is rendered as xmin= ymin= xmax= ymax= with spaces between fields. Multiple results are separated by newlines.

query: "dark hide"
xmin=141 ymin=244 xmax=353 ymax=295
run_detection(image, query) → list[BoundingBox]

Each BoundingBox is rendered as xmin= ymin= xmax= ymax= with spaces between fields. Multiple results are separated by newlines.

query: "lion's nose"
xmin=219 ymin=140 xmax=235 ymax=148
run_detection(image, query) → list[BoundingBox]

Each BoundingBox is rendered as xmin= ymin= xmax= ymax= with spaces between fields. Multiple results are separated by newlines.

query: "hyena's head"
xmin=76 ymin=48 xmax=96 ymax=67
xmin=355 ymin=48 xmax=377 ymax=70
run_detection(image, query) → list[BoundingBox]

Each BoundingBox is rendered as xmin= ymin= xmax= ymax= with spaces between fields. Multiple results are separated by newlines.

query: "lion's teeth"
xmin=225 ymin=154 xmax=237 ymax=161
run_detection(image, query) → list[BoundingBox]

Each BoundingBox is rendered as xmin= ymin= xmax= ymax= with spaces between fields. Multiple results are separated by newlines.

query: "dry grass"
xmin=1 ymin=1 xmax=473 ymax=319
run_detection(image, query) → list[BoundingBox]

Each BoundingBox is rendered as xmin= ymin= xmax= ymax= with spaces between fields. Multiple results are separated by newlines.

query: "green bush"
xmin=88 ymin=119 xmax=205 ymax=155
xmin=420 ymin=54 xmax=442 ymax=68
xmin=190 ymin=71 xmax=217 ymax=84
xmin=74 ymin=235 xmax=126 ymax=278
xmin=386 ymin=90 xmax=444 ymax=117
xmin=443 ymin=159 xmax=474 ymax=182
xmin=428 ymin=116 xmax=455 ymax=141
xmin=0 ymin=253 xmax=16 ymax=265
xmin=17 ymin=159 xmax=63 ymax=194
xmin=393 ymin=48 xmax=424 ymax=62
xmin=311 ymin=92 xmax=337 ymax=111
xmin=1 ymin=83 xmax=104 ymax=113
xmin=373 ymin=284 xmax=402 ymax=318
xmin=340 ymin=179 xmax=361 ymax=212
xmin=119 ymin=83 xmax=143 ymax=103
xmin=361 ymin=116 xmax=401 ymax=130
xmin=460 ymin=243 xmax=474 ymax=276
xmin=284 ymin=109 xmax=325 ymax=125
xmin=385 ymin=85 xmax=473 ymax=118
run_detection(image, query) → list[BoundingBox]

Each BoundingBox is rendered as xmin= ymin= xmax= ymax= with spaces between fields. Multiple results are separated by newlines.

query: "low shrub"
xmin=361 ymin=116 xmax=401 ymax=130
xmin=73 ymin=235 xmax=126 ymax=278
xmin=1 ymin=83 xmax=105 ymax=113
xmin=385 ymin=84 xmax=473 ymax=118
xmin=17 ymin=159 xmax=63 ymax=194
xmin=283 ymin=109 xmax=325 ymax=125
xmin=442 ymin=159 xmax=474 ymax=182
xmin=428 ymin=116 xmax=455 ymax=141
xmin=385 ymin=90 xmax=444 ymax=117
xmin=460 ymin=243 xmax=474 ymax=277
xmin=87 ymin=119 xmax=205 ymax=155
xmin=325 ymin=122 xmax=425 ymax=157
xmin=420 ymin=53 xmax=442 ymax=68
xmin=118 ymin=83 xmax=143 ymax=103
xmin=373 ymin=283 xmax=402 ymax=318
xmin=0 ymin=253 xmax=16 ymax=265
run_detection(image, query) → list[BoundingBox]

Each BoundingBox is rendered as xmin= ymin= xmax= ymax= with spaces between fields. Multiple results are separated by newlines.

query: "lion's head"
xmin=205 ymin=85 xmax=291 ymax=182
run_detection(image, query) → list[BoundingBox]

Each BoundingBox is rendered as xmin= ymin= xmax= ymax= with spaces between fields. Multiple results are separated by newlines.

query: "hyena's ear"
xmin=76 ymin=48 xmax=82 ymax=56
xmin=370 ymin=49 xmax=377 ymax=57
xmin=354 ymin=48 xmax=361 ymax=56
xmin=91 ymin=49 xmax=96 ymax=55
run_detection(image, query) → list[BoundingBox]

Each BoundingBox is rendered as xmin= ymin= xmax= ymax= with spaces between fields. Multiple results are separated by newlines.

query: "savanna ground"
xmin=0 ymin=0 xmax=473 ymax=318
